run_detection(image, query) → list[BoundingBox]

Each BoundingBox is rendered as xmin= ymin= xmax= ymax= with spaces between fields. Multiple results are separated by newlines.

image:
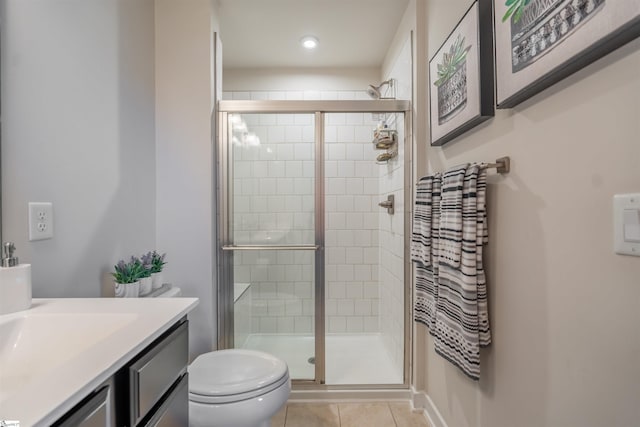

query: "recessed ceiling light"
xmin=300 ymin=36 xmax=319 ymax=50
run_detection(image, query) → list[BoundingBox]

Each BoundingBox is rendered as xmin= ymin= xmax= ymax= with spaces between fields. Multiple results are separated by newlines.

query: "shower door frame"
xmin=217 ymin=99 xmax=412 ymax=389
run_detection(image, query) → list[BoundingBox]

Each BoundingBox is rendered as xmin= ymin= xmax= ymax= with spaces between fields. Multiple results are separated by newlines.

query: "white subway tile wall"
xmin=378 ymin=112 xmax=405 ymax=370
xmin=377 ymin=38 xmax=412 ymax=371
xmin=325 ymin=112 xmax=381 ymax=334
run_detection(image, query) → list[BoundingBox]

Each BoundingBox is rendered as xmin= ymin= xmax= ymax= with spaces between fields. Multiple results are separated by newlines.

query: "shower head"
xmin=366 ymin=79 xmax=395 ymax=99
xmin=367 ymin=85 xmax=381 ymax=99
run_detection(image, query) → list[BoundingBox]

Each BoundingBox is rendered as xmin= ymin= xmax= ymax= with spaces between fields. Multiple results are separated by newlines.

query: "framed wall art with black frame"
xmin=495 ymin=0 xmax=640 ymax=109
xmin=428 ymin=0 xmax=495 ymax=147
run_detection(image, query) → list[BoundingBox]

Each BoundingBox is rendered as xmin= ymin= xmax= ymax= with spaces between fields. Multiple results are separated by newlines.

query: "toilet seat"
xmin=188 ymin=349 xmax=290 ymax=404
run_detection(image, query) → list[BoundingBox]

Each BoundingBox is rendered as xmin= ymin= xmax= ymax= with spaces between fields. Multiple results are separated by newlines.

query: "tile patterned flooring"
xmin=271 ymin=401 xmax=431 ymax=427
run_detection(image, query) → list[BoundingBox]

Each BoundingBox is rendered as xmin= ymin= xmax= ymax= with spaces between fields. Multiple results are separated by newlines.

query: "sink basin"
xmin=0 ymin=312 xmax=137 ymax=402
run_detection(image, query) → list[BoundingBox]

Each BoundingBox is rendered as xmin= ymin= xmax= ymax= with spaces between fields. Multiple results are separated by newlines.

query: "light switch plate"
xmin=613 ymin=193 xmax=640 ymax=256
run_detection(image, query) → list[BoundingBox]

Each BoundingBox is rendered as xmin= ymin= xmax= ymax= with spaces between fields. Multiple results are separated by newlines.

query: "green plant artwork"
xmin=434 ymin=35 xmax=471 ymax=87
xmin=502 ymin=0 xmax=532 ymax=23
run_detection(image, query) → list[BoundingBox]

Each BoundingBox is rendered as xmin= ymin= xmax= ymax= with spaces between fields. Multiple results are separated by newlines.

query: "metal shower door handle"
xmin=378 ymin=194 xmax=394 ymax=214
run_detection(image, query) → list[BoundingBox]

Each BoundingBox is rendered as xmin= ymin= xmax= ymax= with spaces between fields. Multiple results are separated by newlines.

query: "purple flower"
xmin=141 ymin=252 xmax=153 ymax=269
xmin=150 ymin=251 xmax=167 ymax=273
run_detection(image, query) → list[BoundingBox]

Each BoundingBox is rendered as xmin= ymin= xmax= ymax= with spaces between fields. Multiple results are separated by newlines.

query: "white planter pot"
xmin=114 ymin=281 xmax=140 ymax=298
xmin=139 ymin=277 xmax=152 ymax=296
xmin=151 ymin=272 xmax=164 ymax=290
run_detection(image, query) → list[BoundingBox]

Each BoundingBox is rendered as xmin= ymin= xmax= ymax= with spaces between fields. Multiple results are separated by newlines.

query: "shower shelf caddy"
xmin=372 ymin=128 xmax=398 ymax=150
xmin=373 ymin=128 xmax=398 ymax=163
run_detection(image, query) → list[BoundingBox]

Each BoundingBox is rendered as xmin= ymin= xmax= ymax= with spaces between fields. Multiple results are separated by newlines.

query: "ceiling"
xmin=217 ymin=0 xmax=410 ymax=70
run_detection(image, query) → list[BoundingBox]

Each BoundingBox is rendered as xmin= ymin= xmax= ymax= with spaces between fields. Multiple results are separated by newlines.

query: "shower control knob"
xmin=378 ymin=195 xmax=394 ymax=215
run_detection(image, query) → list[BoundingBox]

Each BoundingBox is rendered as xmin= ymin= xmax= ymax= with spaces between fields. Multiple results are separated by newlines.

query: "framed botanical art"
xmin=495 ymin=0 xmax=640 ymax=108
xmin=429 ymin=0 xmax=495 ymax=146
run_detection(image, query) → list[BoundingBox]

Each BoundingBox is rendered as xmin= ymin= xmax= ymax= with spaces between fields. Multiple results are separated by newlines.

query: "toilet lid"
xmin=189 ymin=349 xmax=289 ymax=399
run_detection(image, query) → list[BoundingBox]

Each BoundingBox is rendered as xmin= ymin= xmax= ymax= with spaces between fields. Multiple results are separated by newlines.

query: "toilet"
xmin=188 ymin=349 xmax=291 ymax=427
xmin=153 ymin=286 xmax=291 ymax=427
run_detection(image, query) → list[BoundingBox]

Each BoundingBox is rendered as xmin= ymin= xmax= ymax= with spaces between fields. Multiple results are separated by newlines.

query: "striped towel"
xmin=412 ymin=174 xmax=441 ymax=330
xmin=476 ymin=168 xmax=491 ymax=346
xmin=438 ymin=164 xmax=467 ymax=268
xmin=411 ymin=174 xmax=441 ymax=266
xmin=412 ymin=164 xmax=491 ymax=380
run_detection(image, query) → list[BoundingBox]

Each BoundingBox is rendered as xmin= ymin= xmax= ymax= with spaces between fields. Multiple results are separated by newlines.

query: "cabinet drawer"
xmin=53 ymin=385 xmax=112 ymax=427
xmin=129 ymin=320 xmax=188 ymax=426
xmin=142 ymin=373 xmax=188 ymax=427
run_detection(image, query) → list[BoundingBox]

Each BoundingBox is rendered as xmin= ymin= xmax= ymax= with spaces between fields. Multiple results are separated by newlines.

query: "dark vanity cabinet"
xmin=52 ymin=381 xmax=115 ymax=427
xmin=125 ymin=319 xmax=189 ymax=426
xmin=53 ymin=318 xmax=189 ymax=427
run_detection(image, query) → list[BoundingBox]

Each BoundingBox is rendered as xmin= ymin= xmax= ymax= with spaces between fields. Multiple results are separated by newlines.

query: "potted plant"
xmin=149 ymin=251 xmax=167 ymax=290
xmin=112 ymin=257 xmax=144 ymax=298
xmin=139 ymin=252 xmax=153 ymax=296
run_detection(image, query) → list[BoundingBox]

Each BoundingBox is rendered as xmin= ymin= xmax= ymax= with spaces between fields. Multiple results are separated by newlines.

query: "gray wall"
xmin=1 ymin=0 xmax=156 ymax=297
xmin=1 ymin=0 xmax=223 ymax=359
xmin=155 ymin=0 xmax=220 ymax=357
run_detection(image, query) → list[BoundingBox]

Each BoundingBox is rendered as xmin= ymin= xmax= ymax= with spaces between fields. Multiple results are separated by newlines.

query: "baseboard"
xmin=411 ymin=388 xmax=448 ymax=427
xmin=289 ymin=387 xmax=412 ymax=402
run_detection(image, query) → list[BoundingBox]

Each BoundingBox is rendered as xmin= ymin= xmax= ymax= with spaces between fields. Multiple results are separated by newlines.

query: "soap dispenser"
xmin=0 ymin=242 xmax=32 ymax=314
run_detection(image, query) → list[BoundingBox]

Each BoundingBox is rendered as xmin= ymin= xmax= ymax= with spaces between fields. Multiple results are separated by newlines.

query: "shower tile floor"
xmin=242 ymin=333 xmax=402 ymax=384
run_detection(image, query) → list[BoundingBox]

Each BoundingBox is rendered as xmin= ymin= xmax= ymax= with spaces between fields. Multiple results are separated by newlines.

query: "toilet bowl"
xmin=188 ymin=349 xmax=291 ymax=427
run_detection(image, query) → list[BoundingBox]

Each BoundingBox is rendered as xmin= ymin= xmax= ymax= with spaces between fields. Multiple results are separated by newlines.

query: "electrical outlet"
xmin=28 ymin=202 xmax=54 ymax=241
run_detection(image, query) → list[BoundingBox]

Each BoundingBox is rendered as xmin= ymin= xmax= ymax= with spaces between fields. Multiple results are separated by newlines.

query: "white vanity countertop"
xmin=0 ymin=297 xmax=199 ymax=426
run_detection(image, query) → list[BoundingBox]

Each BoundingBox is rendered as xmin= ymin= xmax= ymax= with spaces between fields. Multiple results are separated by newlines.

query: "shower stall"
xmin=217 ymin=99 xmax=411 ymax=388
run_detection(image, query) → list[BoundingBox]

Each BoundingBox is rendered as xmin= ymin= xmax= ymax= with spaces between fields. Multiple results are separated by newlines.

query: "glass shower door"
xmin=221 ymin=112 xmax=320 ymax=381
